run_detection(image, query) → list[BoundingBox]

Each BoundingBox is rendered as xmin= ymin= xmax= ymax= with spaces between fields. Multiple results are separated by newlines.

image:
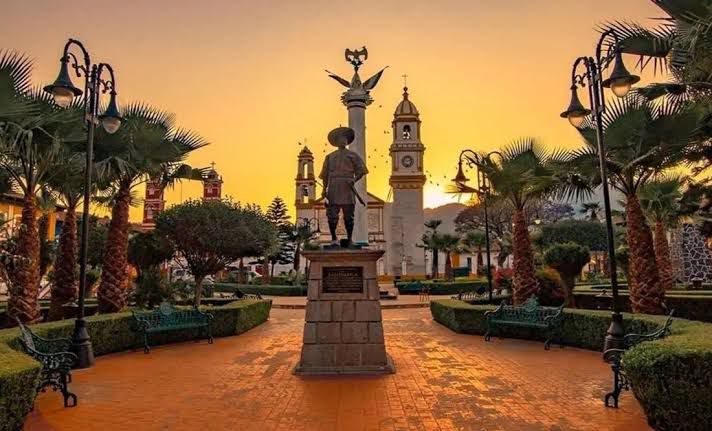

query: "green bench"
xmin=131 ymin=302 xmax=214 ymax=354
xmin=603 ymin=310 xmax=674 ymax=408
xmin=16 ymin=318 xmax=78 ymax=407
xmin=484 ymin=297 xmax=565 ymax=350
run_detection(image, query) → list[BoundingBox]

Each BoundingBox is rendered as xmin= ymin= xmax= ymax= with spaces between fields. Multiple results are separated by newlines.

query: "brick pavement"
xmin=24 ymin=308 xmax=650 ymax=431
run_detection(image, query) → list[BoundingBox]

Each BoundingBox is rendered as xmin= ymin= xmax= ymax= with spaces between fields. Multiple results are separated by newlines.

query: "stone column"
xmin=346 ymin=100 xmax=368 ymax=245
xmin=295 ymin=249 xmax=394 ymax=375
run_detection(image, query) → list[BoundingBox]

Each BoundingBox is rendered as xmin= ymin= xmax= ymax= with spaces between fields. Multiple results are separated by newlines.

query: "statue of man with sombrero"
xmin=320 ymin=126 xmax=368 ymax=247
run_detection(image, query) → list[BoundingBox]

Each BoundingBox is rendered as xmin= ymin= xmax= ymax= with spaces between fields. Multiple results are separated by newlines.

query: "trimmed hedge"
xmin=397 ymin=280 xmax=489 ymax=295
xmin=0 ymin=299 xmax=272 ymax=431
xmin=211 ymin=283 xmax=307 ymax=296
xmin=431 ymin=299 xmax=712 ymax=431
xmin=574 ymin=291 xmax=712 ymax=323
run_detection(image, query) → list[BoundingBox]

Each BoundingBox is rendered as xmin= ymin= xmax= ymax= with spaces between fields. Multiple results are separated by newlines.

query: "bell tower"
xmin=141 ymin=176 xmax=165 ymax=229
xmin=202 ymin=162 xmax=223 ymax=202
xmin=295 ymin=146 xmax=316 ymax=210
xmin=388 ymin=85 xmax=426 ymax=275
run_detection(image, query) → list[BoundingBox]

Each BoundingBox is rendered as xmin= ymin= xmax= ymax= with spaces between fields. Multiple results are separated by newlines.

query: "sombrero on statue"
xmin=327 ymin=127 xmax=355 ymax=146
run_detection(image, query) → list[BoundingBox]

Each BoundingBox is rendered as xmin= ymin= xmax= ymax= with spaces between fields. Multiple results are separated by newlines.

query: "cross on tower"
xmin=402 ymin=74 xmax=408 ymax=87
xmin=210 ymin=161 xmax=216 ymax=170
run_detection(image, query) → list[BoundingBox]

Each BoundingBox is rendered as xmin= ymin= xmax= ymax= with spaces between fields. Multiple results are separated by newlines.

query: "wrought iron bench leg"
xmin=484 ymin=323 xmax=492 ymax=342
xmin=60 ymin=373 xmax=78 ymax=408
xmin=143 ymin=332 xmax=150 ymax=354
xmin=604 ymin=364 xmax=622 ymax=408
xmin=207 ymin=322 xmax=214 ymax=344
xmin=544 ymin=328 xmax=552 ymax=350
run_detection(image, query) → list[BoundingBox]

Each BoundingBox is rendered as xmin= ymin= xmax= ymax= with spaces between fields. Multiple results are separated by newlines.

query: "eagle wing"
xmin=326 ymin=70 xmax=351 ymax=88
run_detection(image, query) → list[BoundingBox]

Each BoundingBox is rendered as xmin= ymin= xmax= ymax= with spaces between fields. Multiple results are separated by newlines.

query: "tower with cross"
xmin=202 ymin=162 xmax=223 ymax=202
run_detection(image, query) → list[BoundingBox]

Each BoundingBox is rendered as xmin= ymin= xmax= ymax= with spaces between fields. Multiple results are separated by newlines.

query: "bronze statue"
xmin=320 ymin=127 xmax=367 ymax=247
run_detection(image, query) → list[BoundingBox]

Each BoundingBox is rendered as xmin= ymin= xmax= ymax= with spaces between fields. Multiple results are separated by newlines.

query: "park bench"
xmin=131 ymin=302 xmax=214 ymax=354
xmin=16 ymin=318 xmax=77 ymax=407
xmin=484 ymin=297 xmax=565 ymax=350
xmin=603 ymin=310 xmax=674 ymax=408
xmin=455 ymin=285 xmax=487 ymax=301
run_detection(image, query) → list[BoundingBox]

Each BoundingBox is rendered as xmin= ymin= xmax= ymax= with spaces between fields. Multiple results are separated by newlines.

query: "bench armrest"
xmin=603 ymin=348 xmax=626 ymax=365
xmin=193 ymin=306 xmax=214 ymax=321
xmin=543 ymin=305 xmax=565 ymax=324
xmin=484 ymin=301 xmax=505 ymax=318
xmin=23 ymin=344 xmax=78 ymax=370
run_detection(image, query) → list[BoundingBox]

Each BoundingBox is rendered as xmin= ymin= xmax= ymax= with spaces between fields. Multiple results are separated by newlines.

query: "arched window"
xmin=302 ymin=161 xmax=309 ymax=178
xmin=403 ymin=125 xmax=411 ymax=140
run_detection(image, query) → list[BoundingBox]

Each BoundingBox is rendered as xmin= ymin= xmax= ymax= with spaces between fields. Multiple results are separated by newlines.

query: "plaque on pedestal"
xmin=294 ymin=249 xmax=394 ymax=375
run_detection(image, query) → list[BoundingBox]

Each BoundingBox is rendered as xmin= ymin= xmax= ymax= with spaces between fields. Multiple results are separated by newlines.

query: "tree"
xmin=535 ymin=219 xmax=608 ymax=252
xmin=264 ymin=197 xmax=295 ymax=281
xmin=155 ymin=199 xmax=277 ymax=307
xmin=460 ymin=230 xmax=486 ymax=270
xmin=292 ymin=221 xmax=318 ymax=274
xmin=639 ymin=176 xmax=684 ymax=291
xmin=93 ymin=103 xmax=207 ymax=313
xmin=423 ymin=219 xmax=442 ymax=278
xmin=0 ymin=51 xmax=84 ymax=323
xmin=435 ymin=233 xmax=461 ymax=282
xmin=564 ymin=96 xmax=702 ymax=314
xmin=127 ymin=231 xmax=174 ymax=308
xmin=543 ymin=242 xmax=591 ymax=307
xmin=470 ymin=138 xmax=564 ymax=305
xmin=581 ymin=202 xmax=601 ymax=221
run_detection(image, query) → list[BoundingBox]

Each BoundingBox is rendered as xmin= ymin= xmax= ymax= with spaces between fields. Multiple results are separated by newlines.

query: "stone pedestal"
xmin=294 ymin=249 xmax=394 ymax=375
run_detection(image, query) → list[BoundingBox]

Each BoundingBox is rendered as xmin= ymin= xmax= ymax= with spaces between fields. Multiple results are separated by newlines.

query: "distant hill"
xmin=423 ymin=203 xmax=467 ymax=234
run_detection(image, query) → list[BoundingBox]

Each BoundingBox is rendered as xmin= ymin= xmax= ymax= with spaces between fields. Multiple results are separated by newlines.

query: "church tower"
xmin=389 ymin=86 xmax=426 ymax=275
xmin=295 ymin=146 xmax=316 ymax=211
xmin=202 ymin=162 xmax=223 ymax=201
xmin=141 ymin=176 xmax=165 ymax=229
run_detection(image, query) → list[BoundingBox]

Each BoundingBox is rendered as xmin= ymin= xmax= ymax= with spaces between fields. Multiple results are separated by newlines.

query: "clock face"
xmin=401 ymin=155 xmax=414 ymax=168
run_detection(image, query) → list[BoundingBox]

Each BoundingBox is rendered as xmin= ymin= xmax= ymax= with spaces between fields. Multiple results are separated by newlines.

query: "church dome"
xmin=394 ymin=87 xmax=419 ymax=117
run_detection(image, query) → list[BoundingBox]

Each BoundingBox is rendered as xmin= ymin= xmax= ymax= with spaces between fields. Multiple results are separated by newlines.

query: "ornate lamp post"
xmin=560 ymin=30 xmax=640 ymax=354
xmin=451 ymin=150 xmax=501 ymax=302
xmin=44 ymin=38 xmax=122 ymax=369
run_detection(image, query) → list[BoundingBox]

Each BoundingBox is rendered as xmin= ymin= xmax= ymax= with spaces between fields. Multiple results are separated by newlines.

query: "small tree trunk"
xmin=512 ymin=208 xmax=538 ymax=305
xmin=653 ymin=220 xmax=674 ymax=291
xmin=270 ymin=259 xmax=276 ymax=278
xmin=194 ymin=276 xmax=204 ymax=308
xmin=293 ymin=243 xmax=301 ymax=272
xmin=432 ymin=250 xmax=439 ymax=279
xmin=237 ymin=258 xmax=246 ymax=285
xmin=626 ymin=195 xmax=665 ymax=314
xmin=562 ymin=274 xmax=576 ymax=308
xmin=262 ymin=255 xmax=271 ymax=285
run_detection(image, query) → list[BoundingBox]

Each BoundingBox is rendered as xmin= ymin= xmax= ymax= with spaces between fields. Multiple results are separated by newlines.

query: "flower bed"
xmin=0 ymin=299 xmax=272 ymax=431
xmin=430 ymin=299 xmax=712 ymax=430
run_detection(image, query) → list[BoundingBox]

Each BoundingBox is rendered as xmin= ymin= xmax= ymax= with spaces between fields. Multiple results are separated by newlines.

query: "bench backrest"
xmin=494 ymin=297 xmax=561 ymax=321
xmin=133 ymin=302 xmax=206 ymax=327
xmin=16 ymin=319 xmax=35 ymax=351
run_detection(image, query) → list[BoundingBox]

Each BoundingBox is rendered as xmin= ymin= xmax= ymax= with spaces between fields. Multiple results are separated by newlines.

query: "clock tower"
xmin=388 ymin=86 xmax=426 ymax=275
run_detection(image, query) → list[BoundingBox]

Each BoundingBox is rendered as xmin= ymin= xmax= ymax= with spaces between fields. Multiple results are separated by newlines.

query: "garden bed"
xmin=0 ymin=299 xmax=272 ymax=431
xmin=431 ymin=299 xmax=712 ymax=431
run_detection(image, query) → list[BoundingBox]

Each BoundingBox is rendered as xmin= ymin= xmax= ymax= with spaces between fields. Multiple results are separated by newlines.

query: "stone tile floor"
xmin=25 ymin=308 xmax=650 ymax=431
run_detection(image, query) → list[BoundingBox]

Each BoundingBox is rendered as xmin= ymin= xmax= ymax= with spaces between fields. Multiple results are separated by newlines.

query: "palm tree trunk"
xmin=445 ymin=253 xmax=453 ymax=282
xmin=98 ymin=181 xmax=132 ymax=313
xmin=293 ymin=243 xmax=301 ymax=272
xmin=626 ymin=195 xmax=665 ymax=314
xmin=512 ymin=208 xmax=538 ymax=305
xmin=431 ymin=249 xmax=439 ymax=279
xmin=8 ymin=192 xmax=41 ymax=324
xmin=653 ymin=220 xmax=675 ymax=291
xmin=37 ymin=212 xmax=51 ymax=278
xmin=48 ymin=205 xmax=78 ymax=321
xmin=237 ymin=258 xmax=246 ymax=285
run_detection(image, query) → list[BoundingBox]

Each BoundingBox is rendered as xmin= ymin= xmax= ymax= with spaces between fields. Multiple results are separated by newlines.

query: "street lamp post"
xmin=44 ymin=38 xmax=122 ymax=369
xmin=451 ymin=150 xmax=500 ymax=302
xmin=560 ymin=30 xmax=640 ymax=354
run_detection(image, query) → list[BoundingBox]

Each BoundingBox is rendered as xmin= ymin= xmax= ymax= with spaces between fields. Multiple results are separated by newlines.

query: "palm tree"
xmin=93 ymin=103 xmax=207 ymax=313
xmin=581 ymin=202 xmax=601 ymax=221
xmin=36 ymin=187 xmax=57 ymax=279
xmin=565 ymin=96 xmax=702 ymax=314
xmin=292 ymin=222 xmax=317 ymax=275
xmin=460 ymin=229 xmax=486 ymax=272
xmin=639 ymin=176 xmax=685 ymax=292
xmin=0 ymin=51 xmax=83 ymax=323
xmin=45 ymin=148 xmax=85 ymax=320
xmin=436 ymin=233 xmax=461 ymax=282
xmin=471 ymin=138 xmax=563 ymax=305
xmin=424 ymin=219 xmax=442 ymax=278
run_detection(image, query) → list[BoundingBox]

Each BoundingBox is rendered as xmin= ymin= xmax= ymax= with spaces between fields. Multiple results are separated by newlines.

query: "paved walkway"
xmin=25 ymin=309 xmax=650 ymax=431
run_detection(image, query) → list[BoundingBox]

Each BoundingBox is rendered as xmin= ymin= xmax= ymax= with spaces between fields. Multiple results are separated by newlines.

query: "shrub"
xmin=535 ymin=268 xmax=565 ymax=306
xmin=0 ymin=299 xmax=272 ymax=430
xmin=396 ymin=280 xmax=489 ymax=295
xmin=543 ymin=242 xmax=590 ymax=307
xmin=430 ymin=299 xmax=712 ymax=430
xmin=494 ymin=268 xmax=513 ymax=291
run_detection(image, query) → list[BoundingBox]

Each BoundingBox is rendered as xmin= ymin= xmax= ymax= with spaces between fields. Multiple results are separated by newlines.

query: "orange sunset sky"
xmin=1 ymin=0 xmax=663 ymax=221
